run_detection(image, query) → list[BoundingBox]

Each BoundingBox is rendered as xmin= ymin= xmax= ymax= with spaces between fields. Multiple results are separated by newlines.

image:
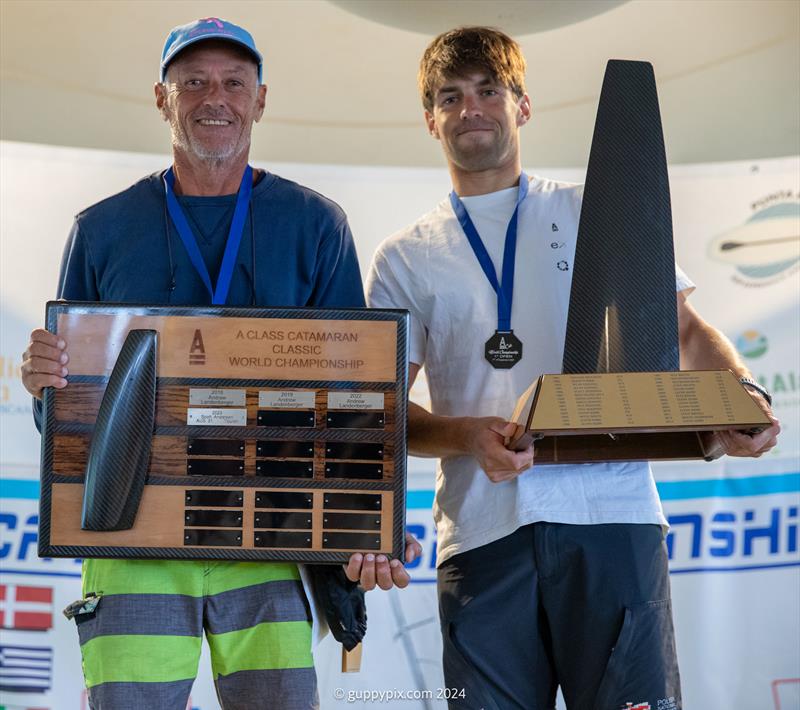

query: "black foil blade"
xmin=81 ymin=329 xmax=157 ymax=531
xmin=563 ymin=60 xmax=679 ymax=374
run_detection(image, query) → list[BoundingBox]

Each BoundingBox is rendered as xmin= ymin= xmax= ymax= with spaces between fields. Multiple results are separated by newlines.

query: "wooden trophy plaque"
xmin=39 ymin=302 xmax=409 ymax=564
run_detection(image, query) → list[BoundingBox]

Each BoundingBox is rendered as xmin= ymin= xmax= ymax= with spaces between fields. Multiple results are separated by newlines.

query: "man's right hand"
xmin=464 ymin=417 xmax=534 ymax=483
xmin=21 ymin=329 xmax=69 ymax=400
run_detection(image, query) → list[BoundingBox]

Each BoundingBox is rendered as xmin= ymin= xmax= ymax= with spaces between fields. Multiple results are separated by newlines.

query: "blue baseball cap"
xmin=160 ymin=18 xmax=263 ymax=83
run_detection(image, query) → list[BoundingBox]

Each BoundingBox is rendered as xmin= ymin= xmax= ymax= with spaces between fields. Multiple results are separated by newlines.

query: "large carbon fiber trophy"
xmin=510 ymin=60 xmax=769 ymax=462
xmin=39 ymin=302 xmax=408 ymax=563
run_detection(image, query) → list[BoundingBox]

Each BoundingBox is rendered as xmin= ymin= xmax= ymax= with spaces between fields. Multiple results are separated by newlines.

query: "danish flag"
xmin=0 ymin=584 xmax=53 ymax=631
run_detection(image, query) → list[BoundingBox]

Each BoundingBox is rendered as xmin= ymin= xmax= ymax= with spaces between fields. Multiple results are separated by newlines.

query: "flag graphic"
xmin=0 ymin=644 xmax=53 ymax=693
xmin=0 ymin=585 xmax=53 ymax=631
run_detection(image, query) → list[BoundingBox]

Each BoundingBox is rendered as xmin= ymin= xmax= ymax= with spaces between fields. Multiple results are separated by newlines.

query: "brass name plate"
xmin=512 ymin=370 xmax=770 ymax=463
xmin=532 ymin=371 xmax=765 ymax=432
xmin=39 ymin=302 xmax=409 ymax=564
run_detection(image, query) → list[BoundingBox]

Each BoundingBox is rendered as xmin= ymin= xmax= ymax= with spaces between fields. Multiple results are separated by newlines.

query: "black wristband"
xmin=739 ymin=377 xmax=772 ymax=407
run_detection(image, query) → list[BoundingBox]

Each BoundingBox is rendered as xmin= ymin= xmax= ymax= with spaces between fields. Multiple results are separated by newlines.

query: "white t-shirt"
xmin=366 ymin=175 xmax=695 ymax=566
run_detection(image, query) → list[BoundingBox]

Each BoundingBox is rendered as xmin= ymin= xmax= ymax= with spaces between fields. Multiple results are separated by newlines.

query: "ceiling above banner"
xmin=328 ymin=0 xmax=627 ymax=36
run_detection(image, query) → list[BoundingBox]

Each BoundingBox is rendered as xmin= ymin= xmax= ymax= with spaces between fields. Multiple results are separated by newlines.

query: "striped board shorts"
xmin=74 ymin=558 xmax=316 ymax=710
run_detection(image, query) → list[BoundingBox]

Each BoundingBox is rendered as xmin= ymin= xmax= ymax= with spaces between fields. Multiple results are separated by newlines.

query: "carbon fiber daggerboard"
xmin=38 ymin=302 xmax=409 ymax=564
xmin=562 ymin=59 xmax=679 ymax=374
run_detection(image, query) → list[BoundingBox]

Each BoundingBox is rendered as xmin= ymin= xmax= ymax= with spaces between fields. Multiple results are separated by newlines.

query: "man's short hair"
xmin=418 ymin=26 xmax=526 ymax=112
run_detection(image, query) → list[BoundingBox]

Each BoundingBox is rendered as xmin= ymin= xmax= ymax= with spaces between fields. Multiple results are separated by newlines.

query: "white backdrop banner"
xmin=1 ymin=141 xmax=798 ymax=709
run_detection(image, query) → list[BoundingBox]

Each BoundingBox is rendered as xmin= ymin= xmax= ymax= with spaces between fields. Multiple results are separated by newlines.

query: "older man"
xmin=22 ymin=18 xmax=417 ymax=710
xmin=366 ymin=26 xmax=780 ymax=710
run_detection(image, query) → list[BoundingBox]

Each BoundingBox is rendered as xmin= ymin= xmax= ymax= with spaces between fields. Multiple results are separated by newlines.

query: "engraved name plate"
xmin=189 ymin=388 xmax=246 ymax=406
xmin=259 ymin=390 xmax=316 ymax=409
xmin=187 ymin=408 xmax=247 ymax=427
xmin=327 ymin=392 xmax=385 ymax=410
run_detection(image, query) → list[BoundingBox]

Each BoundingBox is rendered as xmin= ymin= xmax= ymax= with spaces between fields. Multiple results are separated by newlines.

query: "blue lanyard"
xmin=163 ymin=165 xmax=253 ymax=305
xmin=449 ymin=174 xmax=529 ymax=332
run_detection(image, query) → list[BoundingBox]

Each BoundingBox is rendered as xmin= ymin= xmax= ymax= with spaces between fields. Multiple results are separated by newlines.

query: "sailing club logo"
xmin=708 ymin=194 xmax=799 ymax=287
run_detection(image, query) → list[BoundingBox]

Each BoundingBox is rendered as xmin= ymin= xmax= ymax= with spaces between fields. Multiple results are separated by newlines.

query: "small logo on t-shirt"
xmin=557 ymin=260 xmax=570 ymax=271
xmin=551 ymin=223 xmax=559 ymax=231
xmin=189 ymin=329 xmax=206 ymax=365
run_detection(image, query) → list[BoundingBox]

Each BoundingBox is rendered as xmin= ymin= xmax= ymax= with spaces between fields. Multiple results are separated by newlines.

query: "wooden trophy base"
xmin=510 ymin=370 xmax=770 ymax=463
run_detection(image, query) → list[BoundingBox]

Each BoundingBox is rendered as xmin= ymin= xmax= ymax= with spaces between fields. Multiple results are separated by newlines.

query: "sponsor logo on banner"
xmin=753 ymin=369 xmax=800 ymax=414
xmin=0 ymin=354 xmax=27 ymax=417
xmin=664 ymin=478 xmax=799 ymax=574
xmin=0 ymin=584 xmax=53 ymax=630
xmin=708 ymin=192 xmax=800 ymax=287
xmin=734 ymin=330 xmax=798 ymax=413
xmin=0 ymin=512 xmax=42 ymax=566
xmin=0 ymin=643 xmax=53 ymax=693
xmin=0 ymin=497 xmax=82 ymax=578
xmin=407 ymin=471 xmax=800 ymax=580
xmin=736 ymin=330 xmax=769 ymax=359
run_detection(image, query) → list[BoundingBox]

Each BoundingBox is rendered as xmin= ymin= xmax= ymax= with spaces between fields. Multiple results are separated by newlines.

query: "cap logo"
xmin=199 ymin=17 xmax=225 ymax=29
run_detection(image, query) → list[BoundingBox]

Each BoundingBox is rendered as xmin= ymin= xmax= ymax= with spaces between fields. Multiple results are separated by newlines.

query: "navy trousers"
xmin=437 ymin=523 xmax=681 ymax=710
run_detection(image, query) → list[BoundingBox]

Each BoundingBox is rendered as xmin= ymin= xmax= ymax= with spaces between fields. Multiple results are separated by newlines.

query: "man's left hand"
xmin=344 ymin=531 xmax=423 ymax=591
xmin=716 ymin=390 xmax=780 ymax=457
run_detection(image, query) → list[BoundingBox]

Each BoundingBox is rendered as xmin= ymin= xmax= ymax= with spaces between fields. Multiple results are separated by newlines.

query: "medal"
xmin=485 ymin=330 xmax=523 ymax=369
xmin=449 ymin=174 xmax=529 ymax=369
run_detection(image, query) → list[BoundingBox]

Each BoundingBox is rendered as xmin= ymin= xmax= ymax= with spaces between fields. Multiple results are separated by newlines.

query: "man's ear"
xmin=254 ymin=84 xmax=268 ymax=123
xmin=424 ymin=110 xmax=440 ymax=140
xmin=154 ymin=82 xmax=169 ymax=122
xmin=517 ymin=93 xmax=532 ymax=127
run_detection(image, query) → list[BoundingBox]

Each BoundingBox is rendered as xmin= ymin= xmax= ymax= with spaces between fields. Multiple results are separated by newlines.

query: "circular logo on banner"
xmin=709 ymin=199 xmax=800 ymax=286
xmin=735 ymin=330 xmax=769 ymax=359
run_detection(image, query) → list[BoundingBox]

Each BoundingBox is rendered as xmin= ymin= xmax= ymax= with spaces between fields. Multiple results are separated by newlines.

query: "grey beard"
xmin=172 ymin=132 xmax=247 ymax=167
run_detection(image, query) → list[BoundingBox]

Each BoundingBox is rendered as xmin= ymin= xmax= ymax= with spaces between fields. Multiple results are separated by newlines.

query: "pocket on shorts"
xmin=593 ymin=599 xmax=681 ymax=710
